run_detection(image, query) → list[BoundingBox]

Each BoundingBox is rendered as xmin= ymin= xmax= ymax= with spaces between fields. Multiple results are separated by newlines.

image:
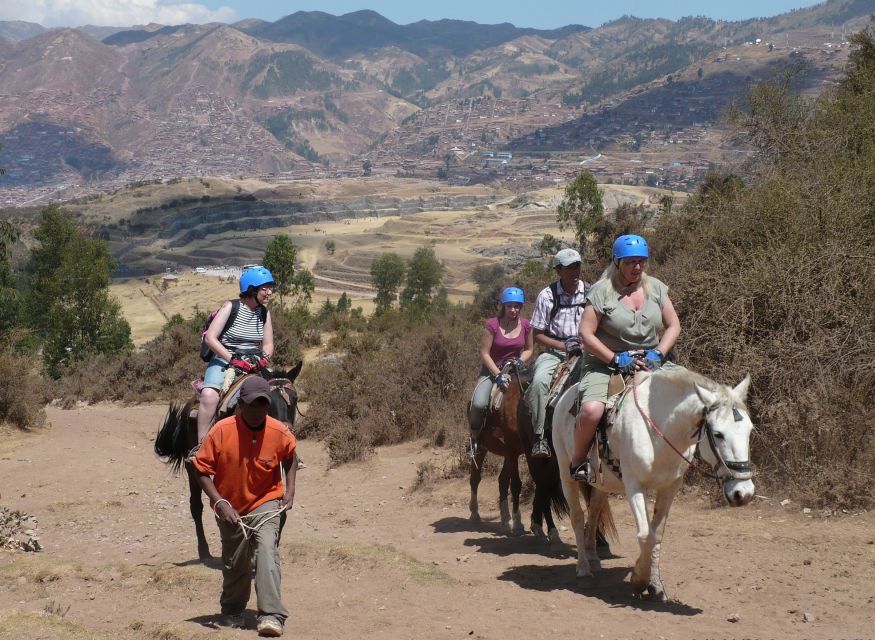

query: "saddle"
xmin=488 ymin=361 xmax=518 ymax=412
xmin=591 ymin=373 xmax=632 ymax=482
xmin=188 ymin=373 xmax=254 ymax=420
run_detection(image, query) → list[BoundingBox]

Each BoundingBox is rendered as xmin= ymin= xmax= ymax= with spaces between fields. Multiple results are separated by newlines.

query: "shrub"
xmin=0 ymin=346 xmax=48 ymax=430
xmin=650 ymin=28 xmax=875 ymax=507
xmin=299 ymin=309 xmax=480 ymax=466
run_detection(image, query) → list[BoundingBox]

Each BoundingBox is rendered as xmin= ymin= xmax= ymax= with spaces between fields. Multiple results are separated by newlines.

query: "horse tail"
xmin=154 ymin=401 xmax=189 ymax=475
xmin=530 ymin=457 xmax=569 ymax=519
xmin=581 ymin=483 xmax=619 ymax=543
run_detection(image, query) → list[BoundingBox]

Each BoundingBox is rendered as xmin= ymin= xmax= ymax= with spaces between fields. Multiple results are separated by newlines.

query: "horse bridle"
xmin=694 ymin=404 xmax=754 ymax=483
xmin=267 ymin=378 xmax=305 ymax=419
xmin=631 ymin=370 xmax=753 ymax=484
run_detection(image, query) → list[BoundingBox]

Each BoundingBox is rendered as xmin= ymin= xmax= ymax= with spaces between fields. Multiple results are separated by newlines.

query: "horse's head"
xmin=695 ymin=375 xmax=755 ymax=507
xmin=263 ymin=361 xmax=302 ymax=430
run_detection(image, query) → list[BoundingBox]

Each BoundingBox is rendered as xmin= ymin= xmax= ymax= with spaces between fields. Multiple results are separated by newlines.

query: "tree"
xmin=400 ymin=246 xmax=443 ymax=314
xmin=370 ymin=252 xmax=406 ymax=315
xmin=0 ymin=221 xmax=20 ymax=336
xmin=556 ymin=171 xmax=604 ymax=252
xmin=537 ymin=233 xmax=562 ymax=258
xmin=325 ymin=239 xmax=336 ymax=255
xmin=24 ymin=205 xmax=131 ymax=377
xmin=362 ymin=159 xmax=372 ymax=177
xmin=262 ymin=234 xmax=298 ymax=307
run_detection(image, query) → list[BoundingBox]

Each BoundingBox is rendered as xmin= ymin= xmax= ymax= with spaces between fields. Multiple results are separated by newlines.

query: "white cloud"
xmin=0 ymin=0 xmax=237 ymax=28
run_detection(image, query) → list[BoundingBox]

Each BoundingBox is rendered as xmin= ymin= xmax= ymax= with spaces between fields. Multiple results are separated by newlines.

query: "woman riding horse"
xmin=467 ymin=286 xmax=533 ymax=458
xmin=197 ymin=266 xmax=276 ymax=445
xmin=569 ymin=234 xmax=680 ymax=482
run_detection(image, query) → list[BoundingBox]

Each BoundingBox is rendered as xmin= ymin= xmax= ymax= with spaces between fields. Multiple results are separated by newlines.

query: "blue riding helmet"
xmin=499 ymin=286 xmax=525 ymax=305
xmin=239 ymin=266 xmax=275 ymax=293
xmin=612 ymin=234 xmax=649 ymax=263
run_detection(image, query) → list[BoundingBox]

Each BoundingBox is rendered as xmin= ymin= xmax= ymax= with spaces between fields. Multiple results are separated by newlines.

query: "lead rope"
xmin=213 ymin=499 xmax=287 ymax=540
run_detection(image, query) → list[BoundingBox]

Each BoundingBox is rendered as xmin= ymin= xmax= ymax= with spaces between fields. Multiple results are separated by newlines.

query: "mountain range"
xmin=0 ymin=0 xmax=873 ymax=204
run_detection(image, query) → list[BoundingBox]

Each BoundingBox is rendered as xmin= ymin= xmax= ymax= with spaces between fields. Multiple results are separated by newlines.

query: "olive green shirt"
xmin=586 ymin=276 xmax=669 ymax=353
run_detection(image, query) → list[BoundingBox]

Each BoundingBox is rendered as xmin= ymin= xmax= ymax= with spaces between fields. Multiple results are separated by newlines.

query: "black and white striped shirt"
xmin=221 ymin=303 xmax=266 ymax=354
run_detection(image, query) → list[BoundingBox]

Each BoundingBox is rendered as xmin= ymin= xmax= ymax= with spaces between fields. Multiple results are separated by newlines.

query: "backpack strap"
xmin=544 ymin=281 xmax=586 ymax=341
xmin=217 ymin=299 xmax=241 ymax=341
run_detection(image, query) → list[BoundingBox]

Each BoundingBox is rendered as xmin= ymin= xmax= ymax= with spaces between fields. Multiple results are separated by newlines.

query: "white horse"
xmin=552 ymin=365 xmax=755 ymax=600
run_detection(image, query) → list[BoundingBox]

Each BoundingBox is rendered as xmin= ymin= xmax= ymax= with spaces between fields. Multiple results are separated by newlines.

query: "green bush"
xmin=299 ymin=309 xmax=479 ymax=466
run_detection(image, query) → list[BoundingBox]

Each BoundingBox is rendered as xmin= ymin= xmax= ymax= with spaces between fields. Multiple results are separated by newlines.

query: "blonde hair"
xmin=597 ymin=261 xmax=652 ymax=299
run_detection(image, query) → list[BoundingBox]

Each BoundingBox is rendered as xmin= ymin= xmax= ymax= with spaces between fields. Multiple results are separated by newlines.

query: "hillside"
xmin=0 ymin=1 xmax=873 ymax=204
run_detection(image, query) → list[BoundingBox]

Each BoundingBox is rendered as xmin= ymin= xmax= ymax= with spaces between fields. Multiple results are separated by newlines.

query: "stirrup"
xmin=570 ymin=461 xmax=591 ymax=483
xmin=185 ymin=442 xmax=201 ymax=462
xmin=531 ymin=438 xmax=551 ymax=459
xmin=466 ymin=438 xmax=479 ymax=459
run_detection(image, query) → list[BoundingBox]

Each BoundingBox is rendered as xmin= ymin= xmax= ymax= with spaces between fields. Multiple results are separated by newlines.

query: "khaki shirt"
xmin=586 ymin=276 xmax=668 ymax=353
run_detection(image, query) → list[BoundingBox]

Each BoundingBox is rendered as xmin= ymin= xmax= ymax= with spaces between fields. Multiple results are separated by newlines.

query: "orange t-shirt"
xmin=193 ymin=414 xmax=297 ymax=515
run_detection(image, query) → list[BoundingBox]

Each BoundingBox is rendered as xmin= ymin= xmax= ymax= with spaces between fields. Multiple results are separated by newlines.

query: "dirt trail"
xmin=1 ymin=404 xmax=873 ymax=639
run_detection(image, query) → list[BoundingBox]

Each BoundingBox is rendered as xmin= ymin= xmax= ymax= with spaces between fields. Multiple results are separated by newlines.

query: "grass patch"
xmin=0 ymin=609 xmax=109 ymax=639
xmin=0 ymin=554 xmax=91 ymax=583
xmin=283 ymin=539 xmax=454 ymax=586
xmin=143 ymin=565 xmax=212 ymax=592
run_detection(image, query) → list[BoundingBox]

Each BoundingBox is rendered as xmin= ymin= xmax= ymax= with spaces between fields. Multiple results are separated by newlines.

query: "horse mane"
xmin=651 ymin=367 xmax=749 ymax=411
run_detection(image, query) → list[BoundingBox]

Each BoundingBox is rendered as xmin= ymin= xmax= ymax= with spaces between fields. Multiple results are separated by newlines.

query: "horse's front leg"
xmin=643 ymin=478 xmax=683 ymax=602
xmin=508 ymin=456 xmax=524 ymax=536
xmin=186 ymin=466 xmax=211 ymax=559
xmin=469 ymin=448 xmax=488 ymax=523
xmin=625 ymin=481 xmax=652 ymax=595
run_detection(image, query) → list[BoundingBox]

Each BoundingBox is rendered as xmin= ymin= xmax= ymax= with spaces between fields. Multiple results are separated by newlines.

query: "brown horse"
xmin=154 ymin=363 xmax=302 ymax=559
xmin=470 ymin=360 xmax=616 ymax=547
xmin=469 ymin=361 xmax=568 ymax=539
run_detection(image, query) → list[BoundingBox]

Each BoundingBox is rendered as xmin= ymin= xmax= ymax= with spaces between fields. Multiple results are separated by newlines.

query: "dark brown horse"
xmin=154 ymin=362 xmax=302 ymax=559
xmin=469 ymin=361 xmax=567 ymax=539
xmin=470 ymin=360 xmax=615 ymax=547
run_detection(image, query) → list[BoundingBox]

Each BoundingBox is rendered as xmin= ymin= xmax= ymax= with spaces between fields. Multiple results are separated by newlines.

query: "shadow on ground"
xmin=498 ymin=564 xmax=703 ymax=615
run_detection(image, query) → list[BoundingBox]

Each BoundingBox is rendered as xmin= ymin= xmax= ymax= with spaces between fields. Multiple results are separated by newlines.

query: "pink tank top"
xmin=485 ymin=316 xmax=531 ymax=365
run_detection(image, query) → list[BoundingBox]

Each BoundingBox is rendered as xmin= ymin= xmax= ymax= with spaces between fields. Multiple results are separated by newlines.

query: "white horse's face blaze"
xmin=697 ymin=379 xmax=756 ymax=507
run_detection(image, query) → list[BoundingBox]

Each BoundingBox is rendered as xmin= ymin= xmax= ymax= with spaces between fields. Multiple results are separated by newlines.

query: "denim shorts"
xmin=202 ymin=356 xmax=230 ymax=391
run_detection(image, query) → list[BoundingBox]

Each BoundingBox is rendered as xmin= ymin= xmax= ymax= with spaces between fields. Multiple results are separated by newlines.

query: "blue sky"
xmin=0 ymin=0 xmax=828 ymax=30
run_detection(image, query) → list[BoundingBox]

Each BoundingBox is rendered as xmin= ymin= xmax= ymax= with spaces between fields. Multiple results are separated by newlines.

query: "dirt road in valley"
xmin=1 ymin=404 xmax=872 ymax=639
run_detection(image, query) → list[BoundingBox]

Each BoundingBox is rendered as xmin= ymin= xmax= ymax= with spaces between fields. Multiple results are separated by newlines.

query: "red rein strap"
xmin=631 ymin=368 xmax=697 ymax=466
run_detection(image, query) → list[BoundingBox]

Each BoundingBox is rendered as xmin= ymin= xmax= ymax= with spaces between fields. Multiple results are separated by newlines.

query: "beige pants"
xmin=217 ymin=499 xmax=288 ymax=622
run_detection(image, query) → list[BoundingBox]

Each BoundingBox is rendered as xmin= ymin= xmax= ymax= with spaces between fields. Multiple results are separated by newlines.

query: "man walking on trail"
xmin=525 ymin=248 xmax=589 ymax=459
xmin=190 ymin=376 xmax=298 ymax=637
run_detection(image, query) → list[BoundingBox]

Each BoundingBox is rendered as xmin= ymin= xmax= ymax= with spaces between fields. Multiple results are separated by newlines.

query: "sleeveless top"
xmin=221 ymin=303 xmax=266 ymax=354
xmin=485 ymin=316 xmax=531 ymax=365
xmin=586 ymin=276 xmax=668 ymax=352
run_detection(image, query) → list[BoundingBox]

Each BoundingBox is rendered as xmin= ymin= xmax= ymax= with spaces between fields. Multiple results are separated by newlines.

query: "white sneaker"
xmin=257 ymin=616 xmax=283 ymax=637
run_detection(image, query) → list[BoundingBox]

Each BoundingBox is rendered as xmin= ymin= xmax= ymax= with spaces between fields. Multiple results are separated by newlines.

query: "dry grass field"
xmin=110 ymin=182 xmax=683 ymax=344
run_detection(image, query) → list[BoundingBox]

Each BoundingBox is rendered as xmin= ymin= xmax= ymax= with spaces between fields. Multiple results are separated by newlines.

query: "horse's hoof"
xmin=547 ymin=528 xmax=561 ymax=546
xmin=198 ymin=550 xmax=212 ymax=560
xmin=646 ymin=584 xmax=667 ymax=602
xmin=630 ymin=579 xmax=647 ymax=595
xmin=511 ymin=523 xmax=525 ymax=537
xmin=575 ymin=569 xmax=595 ymax=582
xmin=588 ymin=559 xmax=603 ymax=572
xmin=469 ymin=513 xmax=481 ymax=523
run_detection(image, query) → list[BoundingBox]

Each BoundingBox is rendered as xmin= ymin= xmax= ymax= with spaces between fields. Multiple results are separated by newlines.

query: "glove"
xmin=229 ymin=358 xmax=253 ymax=373
xmin=494 ymin=373 xmax=511 ymax=392
xmin=564 ymin=336 xmax=582 ymax=354
xmin=256 ymin=354 xmax=271 ymax=370
xmin=514 ymin=357 xmax=525 ymax=370
xmin=643 ymin=348 xmax=664 ymax=370
xmin=611 ymin=351 xmax=638 ymax=374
